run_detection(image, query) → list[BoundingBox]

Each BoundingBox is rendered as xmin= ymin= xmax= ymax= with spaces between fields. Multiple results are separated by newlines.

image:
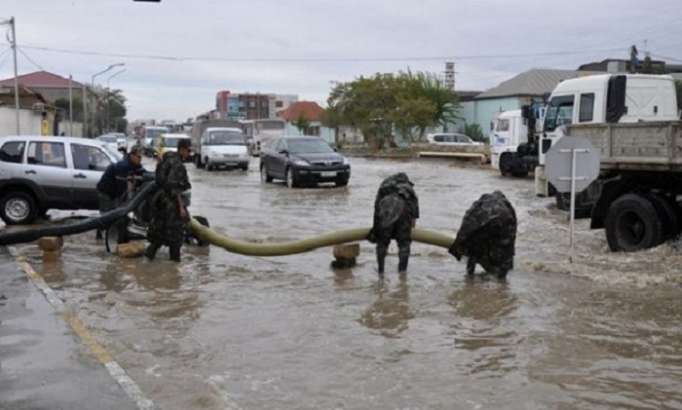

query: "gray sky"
xmin=1 ymin=0 xmax=681 ymax=121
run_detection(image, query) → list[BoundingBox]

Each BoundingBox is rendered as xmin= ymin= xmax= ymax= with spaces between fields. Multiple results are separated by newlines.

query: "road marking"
xmin=9 ymin=248 xmax=155 ymax=410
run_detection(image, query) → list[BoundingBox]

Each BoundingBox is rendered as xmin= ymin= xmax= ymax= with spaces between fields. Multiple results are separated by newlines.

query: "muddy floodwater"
xmin=12 ymin=158 xmax=682 ymax=409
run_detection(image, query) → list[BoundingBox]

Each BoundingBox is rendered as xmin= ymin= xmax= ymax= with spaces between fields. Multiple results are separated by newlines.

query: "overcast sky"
xmin=1 ymin=0 xmax=681 ymax=121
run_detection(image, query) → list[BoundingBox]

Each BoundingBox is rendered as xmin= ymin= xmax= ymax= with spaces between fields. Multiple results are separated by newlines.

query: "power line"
xmin=8 ymin=43 xmax=630 ymax=63
xmin=17 ymin=47 xmax=43 ymax=70
xmin=0 ymin=47 xmax=10 ymax=68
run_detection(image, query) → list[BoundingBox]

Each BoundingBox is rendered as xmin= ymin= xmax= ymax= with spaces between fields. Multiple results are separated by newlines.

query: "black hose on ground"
xmin=0 ymin=182 xmax=158 ymax=246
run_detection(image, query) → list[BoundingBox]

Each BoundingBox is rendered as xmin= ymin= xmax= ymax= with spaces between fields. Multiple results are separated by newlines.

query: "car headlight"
xmin=293 ymin=159 xmax=309 ymax=167
xmin=342 ymin=157 xmax=350 ymax=165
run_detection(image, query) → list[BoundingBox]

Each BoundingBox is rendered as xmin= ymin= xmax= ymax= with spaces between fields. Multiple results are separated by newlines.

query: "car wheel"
xmin=605 ymin=193 xmax=663 ymax=252
xmin=286 ymin=167 xmax=297 ymax=189
xmin=336 ymin=178 xmax=349 ymax=187
xmin=241 ymin=164 xmax=249 ymax=171
xmin=0 ymin=191 xmax=38 ymax=225
xmin=260 ymin=164 xmax=272 ymax=183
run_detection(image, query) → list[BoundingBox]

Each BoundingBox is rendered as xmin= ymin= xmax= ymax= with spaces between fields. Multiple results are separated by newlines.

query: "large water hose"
xmin=0 ymin=181 xmax=158 ymax=246
xmin=189 ymin=218 xmax=455 ymax=256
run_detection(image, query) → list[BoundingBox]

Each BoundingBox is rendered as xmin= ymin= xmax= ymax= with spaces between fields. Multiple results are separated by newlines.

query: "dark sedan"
xmin=260 ymin=137 xmax=351 ymax=188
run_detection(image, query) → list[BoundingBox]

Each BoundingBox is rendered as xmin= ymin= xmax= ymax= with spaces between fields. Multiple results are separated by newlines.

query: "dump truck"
xmin=539 ymin=73 xmax=681 ymax=252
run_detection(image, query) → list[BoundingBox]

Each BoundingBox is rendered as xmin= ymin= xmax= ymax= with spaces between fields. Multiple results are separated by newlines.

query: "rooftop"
xmin=0 ymin=70 xmax=85 ymax=89
xmin=278 ymin=101 xmax=324 ymax=122
xmin=475 ymin=68 xmax=599 ymax=100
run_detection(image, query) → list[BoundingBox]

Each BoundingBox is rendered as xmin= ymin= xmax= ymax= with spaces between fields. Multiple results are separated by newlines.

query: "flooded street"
xmin=12 ymin=158 xmax=682 ymax=409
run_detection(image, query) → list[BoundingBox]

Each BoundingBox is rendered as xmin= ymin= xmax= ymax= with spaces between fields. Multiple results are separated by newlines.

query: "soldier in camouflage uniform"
xmin=368 ymin=173 xmax=419 ymax=277
xmin=145 ymin=139 xmax=192 ymax=262
xmin=449 ymin=191 xmax=517 ymax=278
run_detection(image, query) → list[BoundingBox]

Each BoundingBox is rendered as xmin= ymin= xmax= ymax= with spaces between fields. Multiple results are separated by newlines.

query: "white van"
xmin=196 ymin=127 xmax=249 ymax=171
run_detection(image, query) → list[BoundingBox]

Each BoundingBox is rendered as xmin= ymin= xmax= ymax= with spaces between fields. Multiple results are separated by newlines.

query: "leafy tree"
xmin=54 ymin=97 xmax=83 ymax=122
xmin=326 ymin=71 xmax=460 ymax=149
xmin=464 ymin=123 xmax=485 ymax=143
xmin=294 ymin=112 xmax=311 ymax=134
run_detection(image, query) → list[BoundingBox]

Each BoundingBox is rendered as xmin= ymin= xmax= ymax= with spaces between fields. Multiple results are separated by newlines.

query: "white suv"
xmin=0 ymin=136 xmax=121 ymax=225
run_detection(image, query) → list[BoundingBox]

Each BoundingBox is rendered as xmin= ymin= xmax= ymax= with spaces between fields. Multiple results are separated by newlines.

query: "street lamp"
xmin=83 ymin=62 xmax=125 ymax=137
xmin=106 ymin=68 xmax=126 ymax=132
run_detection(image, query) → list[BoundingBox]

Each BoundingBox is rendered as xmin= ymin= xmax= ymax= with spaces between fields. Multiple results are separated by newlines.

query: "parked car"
xmin=153 ymin=133 xmax=191 ymax=160
xmin=260 ymin=136 xmax=350 ymax=188
xmin=194 ymin=127 xmax=249 ymax=171
xmin=0 ymin=135 xmax=122 ymax=225
xmin=426 ymin=132 xmax=483 ymax=146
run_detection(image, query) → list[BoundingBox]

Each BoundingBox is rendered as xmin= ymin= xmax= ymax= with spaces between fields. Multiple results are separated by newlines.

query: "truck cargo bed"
xmin=568 ymin=121 xmax=682 ymax=172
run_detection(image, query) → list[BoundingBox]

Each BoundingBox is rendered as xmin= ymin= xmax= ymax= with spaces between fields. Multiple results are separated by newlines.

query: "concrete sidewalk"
xmin=0 ymin=247 xmax=138 ymax=410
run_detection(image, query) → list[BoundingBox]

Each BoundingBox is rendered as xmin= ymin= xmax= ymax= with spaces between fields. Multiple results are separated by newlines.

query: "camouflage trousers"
xmin=146 ymin=190 xmax=187 ymax=248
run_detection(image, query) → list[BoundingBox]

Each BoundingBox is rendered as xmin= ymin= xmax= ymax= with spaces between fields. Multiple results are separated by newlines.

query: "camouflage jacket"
xmin=374 ymin=173 xmax=419 ymax=220
xmin=156 ymin=151 xmax=191 ymax=195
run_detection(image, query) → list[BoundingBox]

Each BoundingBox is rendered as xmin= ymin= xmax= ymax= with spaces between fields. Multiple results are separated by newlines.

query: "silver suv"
xmin=0 ymin=135 xmax=121 ymax=225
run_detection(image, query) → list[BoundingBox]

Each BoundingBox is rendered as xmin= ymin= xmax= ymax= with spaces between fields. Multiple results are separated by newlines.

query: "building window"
xmin=579 ymin=93 xmax=595 ymax=122
xmin=249 ymin=101 xmax=256 ymax=108
xmin=275 ymin=101 xmax=283 ymax=108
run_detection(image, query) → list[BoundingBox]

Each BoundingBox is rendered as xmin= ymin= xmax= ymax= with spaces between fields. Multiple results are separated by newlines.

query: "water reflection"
xmin=358 ymin=278 xmax=414 ymax=338
xmin=448 ymin=277 xmax=521 ymax=377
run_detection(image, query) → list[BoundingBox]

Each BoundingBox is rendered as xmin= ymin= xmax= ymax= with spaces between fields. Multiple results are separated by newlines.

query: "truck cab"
xmin=536 ymin=74 xmax=679 ymax=196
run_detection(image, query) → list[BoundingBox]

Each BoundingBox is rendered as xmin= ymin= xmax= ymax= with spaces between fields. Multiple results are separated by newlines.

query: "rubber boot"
xmin=145 ymin=243 xmax=160 ymax=260
xmin=466 ymin=258 xmax=476 ymax=275
xmin=169 ymin=244 xmax=181 ymax=262
xmin=376 ymin=244 xmax=388 ymax=278
xmin=398 ymin=247 xmax=410 ymax=273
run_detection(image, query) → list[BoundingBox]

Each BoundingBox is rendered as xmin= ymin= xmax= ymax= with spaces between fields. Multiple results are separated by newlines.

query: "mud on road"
xmin=9 ymin=158 xmax=682 ymax=409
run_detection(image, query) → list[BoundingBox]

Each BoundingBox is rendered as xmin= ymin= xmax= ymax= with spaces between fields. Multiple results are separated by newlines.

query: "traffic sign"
xmin=545 ymin=136 xmax=599 ymax=193
xmin=545 ymin=136 xmax=600 ymax=263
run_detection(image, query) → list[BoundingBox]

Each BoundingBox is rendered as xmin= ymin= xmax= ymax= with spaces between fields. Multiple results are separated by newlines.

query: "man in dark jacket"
xmin=368 ymin=173 xmax=419 ymax=277
xmin=145 ymin=139 xmax=192 ymax=262
xmin=96 ymin=146 xmax=146 ymax=241
xmin=449 ymin=191 xmax=517 ymax=278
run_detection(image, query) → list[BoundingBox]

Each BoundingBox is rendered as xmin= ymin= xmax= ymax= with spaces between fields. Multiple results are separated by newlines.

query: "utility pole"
xmin=82 ymin=84 xmax=87 ymax=137
xmin=68 ymin=75 xmax=73 ymax=136
xmin=1 ymin=17 xmax=21 ymax=135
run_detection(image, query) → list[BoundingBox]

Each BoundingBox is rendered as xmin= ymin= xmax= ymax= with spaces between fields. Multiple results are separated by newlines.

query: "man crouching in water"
xmin=368 ymin=173 xmax=419 ymax=278
xmin=449 ymin=191 xmax=517 ymax=278
xmin=145 ymin=139 xmax=192 ymax=262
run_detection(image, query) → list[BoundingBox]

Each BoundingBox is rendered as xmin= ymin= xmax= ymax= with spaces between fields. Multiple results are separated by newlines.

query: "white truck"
xmin=491 ymin=106 xmax=544 ymax=177
xmin=538 ymin=73 xmax=682 ymax=251
xmin=241 ymin=119 xmax=287 ymax=156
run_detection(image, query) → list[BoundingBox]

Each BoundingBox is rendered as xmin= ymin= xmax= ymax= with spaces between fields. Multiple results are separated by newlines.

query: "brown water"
xmin=13 ymin=158 xmax=682 ymax=409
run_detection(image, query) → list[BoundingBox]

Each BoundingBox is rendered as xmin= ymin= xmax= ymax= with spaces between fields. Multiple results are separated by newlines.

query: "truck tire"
xmin=605 ymin=193 xmax=663 ymax=252
xmin=0 ymin=191 xmax=38 ymax=225
xmin=645 ymin=193 xmax=681 ymax=241
xmin=499 ymin=152 xmax=513 ymax=177
xmin=195 ymin=154 xmax=204 ymax=169
xmin=555 ymin=192 xmax=593 ymax=219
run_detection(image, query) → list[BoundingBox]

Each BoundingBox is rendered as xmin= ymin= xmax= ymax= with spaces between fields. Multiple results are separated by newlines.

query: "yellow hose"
xmin=190 ymin=218 xmax=455 ymax=257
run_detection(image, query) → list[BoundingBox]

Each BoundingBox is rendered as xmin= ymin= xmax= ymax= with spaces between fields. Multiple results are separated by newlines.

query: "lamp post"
xmin=0 ymin=17 xmax=20 ymax=135
xmin=105 ymin=68 xmax=126 ymax=132
xmin=83 ymin=62 xmax=124 ymax=137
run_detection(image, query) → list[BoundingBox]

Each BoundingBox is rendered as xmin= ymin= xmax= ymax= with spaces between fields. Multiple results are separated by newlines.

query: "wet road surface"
xmin=0 ymin=248 xmax=138 ymax=410
xmin=7 ymin=157 xmax=682 ymax=409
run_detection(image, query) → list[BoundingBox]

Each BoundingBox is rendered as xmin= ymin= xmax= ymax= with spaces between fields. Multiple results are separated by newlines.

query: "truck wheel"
xmin=555 ymin=192 xmax=593 ymax=218
xmin=645 ymin=193 xmax=681 ymax=241
xmin=605 ymin=193 xmax=663 ymax=252
xmin=0 ymin=191 xmax=38 ymax=225
xmin=195 ymin=154 xmax=204 ymax=169
xmin=499 ymin=153 xmax=513 ymax=177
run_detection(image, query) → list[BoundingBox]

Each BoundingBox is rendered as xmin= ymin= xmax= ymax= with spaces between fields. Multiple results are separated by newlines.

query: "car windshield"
xmin=207 ymin=131 xmax=245 ymax=145
xmin=287 ymin=139 xmax=334 ymax=154
xmin=98 ymin=135 xmax=117 ymax=143
xmin=163 ymin=137 xmax=186 ymax=148
xmin=101 ymin=144 xmax=123 ymax=161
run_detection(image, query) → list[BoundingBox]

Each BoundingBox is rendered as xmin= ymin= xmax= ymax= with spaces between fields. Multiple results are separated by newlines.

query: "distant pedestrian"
xmin=449 ymin=191 xmax=517 ymax=278
xmin=368 ymin=173 xmax=419 ymax=277
xmin=145 ymin=139 xmax=192 ymax=262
